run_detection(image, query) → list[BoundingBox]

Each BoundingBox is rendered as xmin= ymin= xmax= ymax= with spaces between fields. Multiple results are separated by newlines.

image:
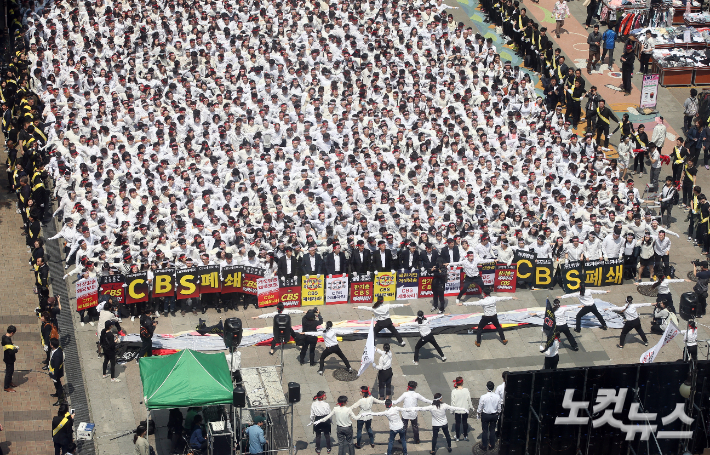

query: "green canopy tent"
xmin=139 ymin=349 xmax=233 ymax=409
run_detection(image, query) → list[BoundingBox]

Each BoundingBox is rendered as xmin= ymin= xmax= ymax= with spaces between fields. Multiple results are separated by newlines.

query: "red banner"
xmin=279 ymin=285 xmax=301 ymax=307
xmin=418 ymin=275 xmax=433 ymax=298
xmin=221 ymin=265 xmax=242 ymax=294
xmin=494 ymin=264 xmax=518 ymax=292
xmin=99 ymin=275 xmax=125 ymax=304
xmin=349 ymin=278 xmax=374 ymax=304
xmin=242 ymin=274 xmax=259 ymax=295
xmin=257 ymin=277 xmax=280 ymax=308
xmin=176 ymin=267 xmax=200 ymax=299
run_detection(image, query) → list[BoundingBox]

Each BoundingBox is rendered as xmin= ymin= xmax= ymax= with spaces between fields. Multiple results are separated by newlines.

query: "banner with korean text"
xmin=302 ymin=275 xmax=325 ymax=306
xmin=326 ymin=274 xmax=349 ymax=305
xmin=396 ymin=270 xmax=419 ymax=300
xmin=374 ymin=271 xmax=397 ymax=301
xmin=76 ymin=277 xmax=99 ymax=311
xmin=257 ymin=277 xmax=280 ymax=308
xmin=125 ymin=272 xmax=149 ymax=304
xmin=350 ymin=274 xmax=374 ymax=304
xmin=279 ymin=277 xmax=302 ymax=307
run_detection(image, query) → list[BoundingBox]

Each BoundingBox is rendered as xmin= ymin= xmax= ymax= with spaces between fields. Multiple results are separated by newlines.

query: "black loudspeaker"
xmin=288 ymin=382 xmax=300 ymax=403
xmin=273 ymin=313 xmax=292 ymax=342
xmin=234 ymin=386 xmax=246 ymax=408
xmin=680 ymin=292 xmax=698 ymax=320
xmin=224 ymin=318 xmax=243 ymax=349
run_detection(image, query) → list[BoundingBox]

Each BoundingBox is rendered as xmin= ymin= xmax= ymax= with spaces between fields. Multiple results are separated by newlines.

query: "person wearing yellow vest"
xmin=566 ymin=79 xmax=587 ymax=126
xmin=698 ymin=194 xmax=710 ymax=255
xmin=593 ymin=99 xmax=619 ymax=148
xmin=671 ymin=137 xmax=689 ymax=183
xmin=52 ymin=404 xmax=75 ymax=454
xmin=2 ymin=325 xmax=18 ymax=392
xmin=49 ymin=338 xmax=65 ymax=406
xmin=685 ymin=180 xmax=700 ymax=242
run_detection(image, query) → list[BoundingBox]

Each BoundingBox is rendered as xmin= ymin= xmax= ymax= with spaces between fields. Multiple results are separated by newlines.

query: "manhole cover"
xmin=688 ymin=271 xmax=698 ymax=282
xmin=332 ymin=368 xmax=358 ymax=382
xmin=637 ymin=285 xmax=658 ymax=297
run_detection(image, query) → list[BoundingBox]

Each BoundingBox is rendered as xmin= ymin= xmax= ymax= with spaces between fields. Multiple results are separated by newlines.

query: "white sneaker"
xmin=89 ymin=322 xmax=95 ymax=326
xmin=111 ymin=378 xmax=121 ymax=383
xmin=130 ymin=316 xmax=135 ymax=322
xmin=455 ymin=299 xmax=460 ymax=305
xmin=117 ymin=318 xmax=122 ymax=323
xmin=441 ymin=356 xmax=447 ymax=362
xmin=399 ymin=341 xmax=406 ymax=347
xmin=438 ymin=310 xmax=444 ymax=314
xmin=103 ymin=374 xmax=109 ymax=379
xmin=154 ymin=312 xmax=160 ymax=317
xmin=689 ymin=236 xmax=693 ymax=241
xmin=81 ymin=322 xmax=85 ymax=327
xmin=413 ymin=361 xmax=419 ymax=365
xmin=431 ymin=307 xmax=437 ymax=312
xmin=317 ymin=370 xmax=324 ymax=376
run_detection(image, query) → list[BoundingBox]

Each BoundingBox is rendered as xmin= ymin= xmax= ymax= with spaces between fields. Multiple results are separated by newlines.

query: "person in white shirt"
xmin=352 ymin=386 xmax=385 ymax=449
xmin=684 ymin=320 xmax=698 ymax=360
xmin=310 ymin=391 xmax=333 ymax=454
xmin=446 ymin=251 xmax=496 ymax=302
xmin=311 ymin=396 xmax=357 ymax=455
xmin=354 ymin=297 xmax=409 ymax=346
xmin=604 ymin=295 xmax=652 ymax=348
xmin=393 ymin=381 xmax=432 ymax=445
xmin=477 ymin=381 xmax=501 ymax=451
xmin=450 ymin=377 xmax=473 ymax=441
xmin=407 ymin=393 xmax=468 ymax=453
xmin=400 ymin=311 xmax=447 ymax=365
xmin=459 ymin=296 xmax=517 ymax=347
xmin=529 ymin=299 xmax=579 ymax=351
xmin=305 ymin=321 xmax=353 ymax=375
xmin=374 ymin=344 xmax=394 ymax=399
xmin=362 ymin=399 xmax=410 ymax=455
xmin=557 ymin=284 xmax=609 ymax=332
xmin=636 ymin=275 xmax=688 ymax=311
xmin=541 ymin=333 xmax=560 ymax=370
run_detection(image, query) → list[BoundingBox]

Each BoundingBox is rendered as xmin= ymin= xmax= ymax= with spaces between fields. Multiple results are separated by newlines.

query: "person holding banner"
xmin=400 ymin=311 xmax=448 ymax=365
xmin=446 ymin=251 xmax=496 ymax=303
xmin=459 ymin=296 xmax=516 ymax=347
xmin=557 ymin=284 xmax=609 ymax=332
xmin=604 ymin=296 xmax=652 ymax=348
xmin=354 ymin=297 xmax=409 ymax=347
xmin=540 ymin=333 xmax=560 ymax=370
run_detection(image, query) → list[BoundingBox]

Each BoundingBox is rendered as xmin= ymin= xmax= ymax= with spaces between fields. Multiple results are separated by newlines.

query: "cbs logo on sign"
xmin=376 ymin=275 xmax=394 ymax=287
xmin=281 ymin=293 xmax=299 ymax=300
xmin=304 ymin=277 xmax=321 ymax=290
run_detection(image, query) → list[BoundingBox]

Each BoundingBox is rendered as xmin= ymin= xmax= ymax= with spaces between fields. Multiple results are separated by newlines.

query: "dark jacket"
xmin=139 ymin=314 xmax=155 ymax=341
xmin=440 ymin=246 xmax=460 ymax=264
xmin=324 ymin=251 xmax=348 ymax=275
xmin=52 ymin=413 xmax=74 ymax=446
xmin=371 ymin=249 xmax=395 ymax=272
xmin=301 ymin=253 xmax=325 ymax=275
xmin=301 ymin=311 xmax=323 ymax=334
xmin=277 ymin=255 xmax=302 ymax=278
xmin=398 ymin=250 xmax=421 ymax=270
xmin=420 ymin=250 xmax=440 ymax=271
xmin=2 ymin=334 xmax=16 ymax=364
xmin=100 ymin=329 xmax=116 ymax=355
xmin=49 ymin=347 xmax=64 ymax=380
xmin=350 ymin=248 xmax=372 ymax=274
xmin=432 ymin=261 xmax=449 ymax=290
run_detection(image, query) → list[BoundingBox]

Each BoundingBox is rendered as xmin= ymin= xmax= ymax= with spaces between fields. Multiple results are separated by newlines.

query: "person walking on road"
xmin=553 ymin=0 xmax=570 ymax=38
xmin=601 ymin=24 xmax=617 ymax=66
xmin=620 ymin=43 xmax=636 ymax=96
xmin=587 ymin=25 xmax=602 ymax=73
xmin=683 ymin=89 xmax=699 ymax=133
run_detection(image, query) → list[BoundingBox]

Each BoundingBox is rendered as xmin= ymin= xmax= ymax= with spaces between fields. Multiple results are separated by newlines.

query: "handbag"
xmin=694 ymin=280 xmax=708 ymax=298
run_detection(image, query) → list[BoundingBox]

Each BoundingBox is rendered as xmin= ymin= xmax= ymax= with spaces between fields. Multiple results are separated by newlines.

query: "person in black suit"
xmin=300 ymin=308 xmax=323 ymax=365
xmin=372 ymin=240 xmax=396 ymax=272
xmin=278 ymin=247 xmax=302 ymax=279
xmin=324 ymin=243 xmax=348 ymax=275
xmin=301 ymin=246 xmax=324 ymax=275
xmin=398 ymin=243 xmax=421 ymax=270
xmin=49 ymin=338 xmax=65 ymax=406
xmin=420 ymin=243 xmax=440 ymax=272
xmin=440 ymin=238 xmax=461 ymax=264
xmin=52 ymin=404 xmax=74 ymax=455
xmin=350 ymin=240 xmax=372 ymax=275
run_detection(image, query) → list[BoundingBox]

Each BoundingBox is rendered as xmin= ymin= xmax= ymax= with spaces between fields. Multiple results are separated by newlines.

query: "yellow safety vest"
xmin=52 ymin=413 xmax=71 ymax=436
xmin=693 ymin=194 xmax=700 ymax=214
xmin=3 ymin=344 xmax=16 ymax=350
xmin=635 ymin=133 xmax=646 ymax=148
xmin=34 ymin=127 xmax=47 ymax=143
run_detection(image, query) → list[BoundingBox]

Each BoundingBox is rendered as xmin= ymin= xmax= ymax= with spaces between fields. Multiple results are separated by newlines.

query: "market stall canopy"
xmin=139 ymin=349 xmax=233 ymax=409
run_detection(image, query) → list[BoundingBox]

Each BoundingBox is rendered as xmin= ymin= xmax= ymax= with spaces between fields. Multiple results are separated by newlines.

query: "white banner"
xmin=358 ymin=319 xmax=375 ymax=377
xmin=640 ymin=321 xmax=680 ymax=363
xmin=325 ymin=274 xmax=349 ymax=305
xmin=444 ymin=268 xmax=461 ymax=297
xmin=256 ymin=277 xmax=279 ymax=295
